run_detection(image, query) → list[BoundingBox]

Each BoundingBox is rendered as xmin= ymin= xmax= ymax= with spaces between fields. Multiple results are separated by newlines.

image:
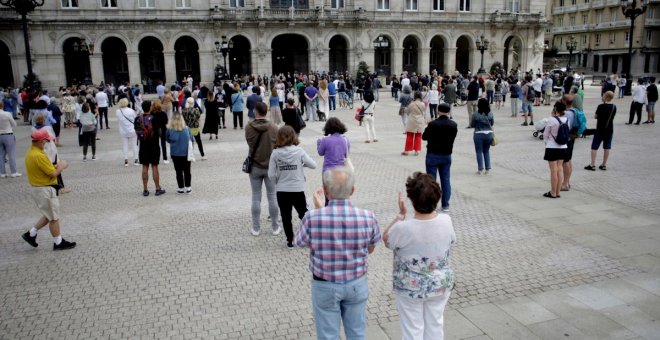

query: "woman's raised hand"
xmin=397 ymin=192 xmax=407 ymax=220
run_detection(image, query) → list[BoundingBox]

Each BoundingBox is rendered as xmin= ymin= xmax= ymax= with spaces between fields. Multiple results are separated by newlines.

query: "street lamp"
xmin=372 ymin=36 xmax=389 ymax=49
xmin=0 ymin=0 xmax=45 ymax=86
xmin=565 ymin=35 xmax=577 ymax=72
xmin=214 ymin=36 xmax=233 ymax=79
xmin=621 ymin=0 xmax=648 ymax=95
xmin=73 ymin=38 xmax=94 ymax=55
xmin=476 ymin=35 xmax=490 ymax=74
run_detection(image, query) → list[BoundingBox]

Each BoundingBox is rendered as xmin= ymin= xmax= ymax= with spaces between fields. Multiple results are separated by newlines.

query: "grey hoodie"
xmin=268 ymin=145 xmax=317 ymax=192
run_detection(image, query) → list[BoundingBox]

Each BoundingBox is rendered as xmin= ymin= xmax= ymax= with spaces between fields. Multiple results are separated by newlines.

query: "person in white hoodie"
xmin=268 ymin=125 xmax=317 ymax=248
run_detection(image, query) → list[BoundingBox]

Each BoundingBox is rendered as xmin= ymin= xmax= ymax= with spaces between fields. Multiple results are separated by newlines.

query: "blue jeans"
xmin=473 ymin=133 xmax=493 ymax=171
xmin=329 ymin=95 xmax=336 ymax=111
xmin=486 ymin=90 xmax=494 ymax=104
xmin=249 ymin=167 xmax=280 ymax=232
xmin=521 ymin=101 xmax=533 ymax=114
xmin=312 ymin=275 xmax=369 ymax=340
xmin=425 ymin=152 xmax=452 ymax=209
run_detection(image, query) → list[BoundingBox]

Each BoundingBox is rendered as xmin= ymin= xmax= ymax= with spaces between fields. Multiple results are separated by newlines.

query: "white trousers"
xmin=396 ymin=292 xmax=451 ymax=340
xmin=122 ymin=136 xmax=138 ymax=160
xmin=363 ymin=114 xmax=377 ymax=141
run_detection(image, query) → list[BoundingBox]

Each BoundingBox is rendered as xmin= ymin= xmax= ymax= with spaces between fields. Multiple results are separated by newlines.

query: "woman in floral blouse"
xmin=383 ymin=172 xmax=456 ymax=340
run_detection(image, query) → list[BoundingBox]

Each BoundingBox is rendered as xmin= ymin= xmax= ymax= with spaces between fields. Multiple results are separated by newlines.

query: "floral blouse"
xmin=386 ymin=215 xmax=456 ymax=299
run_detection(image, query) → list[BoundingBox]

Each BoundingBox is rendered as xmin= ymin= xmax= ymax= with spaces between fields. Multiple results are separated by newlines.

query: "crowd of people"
xmin=5 ymin=65 xmax=658 ymax=340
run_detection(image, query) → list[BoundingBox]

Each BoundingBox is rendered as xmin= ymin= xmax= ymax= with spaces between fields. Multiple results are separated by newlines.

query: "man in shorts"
xmin=21 ymin=129 xmax=76 ymax=251
xmin=137 ymin=100 xmax=166 ymax=197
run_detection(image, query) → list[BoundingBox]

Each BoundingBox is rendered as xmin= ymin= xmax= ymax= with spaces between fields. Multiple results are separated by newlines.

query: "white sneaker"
xmin=163 ymin=160 xmax=170 ymax=164
xmin=0 ymin=174 xmax=6 ymax=178
xmin=201 ymin=155 xmax=208 ymax=161
xmin=442 ymin=207 xmax=450 ymax=213
xmin=185 ymin=187 xmax=192 ymax=194
xmin=250 ymin=228 xmax=260 ymax=236
xmin=272 ymin=226 xmax=282 ymax=235
xmin=10 ymin=173 xmax=22 ymax=178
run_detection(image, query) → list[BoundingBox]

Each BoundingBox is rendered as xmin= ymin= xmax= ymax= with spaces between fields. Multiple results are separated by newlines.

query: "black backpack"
xmin=553 ymin=117 xmax=570 ymax=145
xmin=526 ymin=85 xmax=536 ymax=102
xmin=362 ymin=90 xmax=374 ymax=103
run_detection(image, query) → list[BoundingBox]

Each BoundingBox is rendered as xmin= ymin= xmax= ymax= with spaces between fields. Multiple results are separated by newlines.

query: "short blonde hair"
xmin=167 ymin=112 xmax=186 ymax=131
xmin=603 ymin=91 xmax=614 ymax=102
xmin=118 ymin=98 xmax=129 ymax=108
xmin=151 ymin=99 xmax=162 ymax=112
xmin=185 ymin=97 xmax=195 ymax=109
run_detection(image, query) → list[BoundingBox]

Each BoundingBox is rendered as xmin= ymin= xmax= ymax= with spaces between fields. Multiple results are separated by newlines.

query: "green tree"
xmin=355 ymin=61 xmax=370 ymax=88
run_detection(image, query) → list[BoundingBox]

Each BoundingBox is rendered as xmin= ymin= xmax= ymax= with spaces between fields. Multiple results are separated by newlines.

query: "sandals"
xmin=584 ymin=165 xmax=596 ymax=171
xmin=598 ymin=165 xmax=607 ymax=171
xmin=543 ymin=192 xmax=557 ymax=198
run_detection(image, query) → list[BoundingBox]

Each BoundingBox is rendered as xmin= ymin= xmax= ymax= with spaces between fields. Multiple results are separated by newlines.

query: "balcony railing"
xmin=646 ymin=18 xmax=660 ymax=27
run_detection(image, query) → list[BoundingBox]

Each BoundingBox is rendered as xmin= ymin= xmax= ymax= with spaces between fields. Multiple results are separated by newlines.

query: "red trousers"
xmin=405 ymin=132 xmax=422 ymax=152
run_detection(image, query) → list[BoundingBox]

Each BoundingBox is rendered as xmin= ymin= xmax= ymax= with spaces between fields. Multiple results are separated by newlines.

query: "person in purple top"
xmin=317 ymin=117 xmax=349 ymax=173
xmin=304 ymin=82 xmax=319 ymax=121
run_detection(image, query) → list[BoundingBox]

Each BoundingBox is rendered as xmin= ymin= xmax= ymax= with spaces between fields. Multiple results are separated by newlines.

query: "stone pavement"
xmin=1 ymin=85 xmax=659 ymax=340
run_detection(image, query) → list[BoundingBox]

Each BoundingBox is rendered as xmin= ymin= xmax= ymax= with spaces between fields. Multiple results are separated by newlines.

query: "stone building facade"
xmin=0 ymin=0 xmax=547 ymax=90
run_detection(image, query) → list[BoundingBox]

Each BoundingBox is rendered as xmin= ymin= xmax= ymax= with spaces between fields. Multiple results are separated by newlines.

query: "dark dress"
xmin=282 ymin=107 xmax=301 ymax=134
xmin=202 ymin=100 xmax=219 ymax=135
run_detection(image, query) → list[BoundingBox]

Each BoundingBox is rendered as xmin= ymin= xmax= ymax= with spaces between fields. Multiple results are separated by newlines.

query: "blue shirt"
xmin=328 ymin=82 xmax=336 ymax=96
xmin=166 ymin=127 xmax=192 ymax=157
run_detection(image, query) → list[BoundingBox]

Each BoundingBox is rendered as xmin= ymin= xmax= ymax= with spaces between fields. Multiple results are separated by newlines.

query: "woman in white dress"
xmin=318 ymin=79 xmax=330 ymax=120
xmin=115 ymin=98 xmax=139 ymax=167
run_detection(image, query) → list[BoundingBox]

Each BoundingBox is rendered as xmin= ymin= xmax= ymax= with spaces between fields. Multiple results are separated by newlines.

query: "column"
xmin=419 ymin=47 xmax=430 ymax=75
xmin=198 ymin=51 xmax=214 ymax=85
xmin=163 ymin=51 xmax=176 ymax=85
xmin=126 ymin=52 xmax=141 ymax=86
xmin=391 ymin=47 xmax=403 ymax=77
xmin=445 ymin=47 xmax=456 ymax=74
xmin=316 ymin=49 xmax=330 ymax=73
xmin=89 ymin=54 xmax=104 ymax=85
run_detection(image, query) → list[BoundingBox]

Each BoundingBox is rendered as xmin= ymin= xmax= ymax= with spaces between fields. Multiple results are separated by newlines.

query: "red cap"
xmin=31 ymin=129 xmax=55 ymax=142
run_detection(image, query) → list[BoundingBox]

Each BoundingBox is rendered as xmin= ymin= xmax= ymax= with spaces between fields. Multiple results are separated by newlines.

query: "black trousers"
xmin=219 ymin=109 xmax=226 ymax=128
xmin=629 ymin=102 xmax=643 ymax=124
xmin=233 ymin=111 xmax=243 ymax=128
xmin=98 ymin=107 xmax=109 ymax=129
xmin=193 ymin=133 xmax=205 ymax=157
xmin=159 ymin=132 xmax=168 ymax=160
xmin=276 ymin=191 xmax=308 ymax=242
xmin=81 ymin=131 xmax=97 ymax=157
xmin=171 ymin=155 xmax=191 ymax=188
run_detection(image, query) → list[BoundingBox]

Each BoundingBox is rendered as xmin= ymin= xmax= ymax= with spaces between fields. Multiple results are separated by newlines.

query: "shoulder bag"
xmin=487 ymin=114 xmax=498 ymax=146
xmin=242 ymin=131 xmax=265 ymax=173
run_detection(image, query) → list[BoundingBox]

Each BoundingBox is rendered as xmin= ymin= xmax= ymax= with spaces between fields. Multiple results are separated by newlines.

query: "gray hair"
xmin=402 ymin=85 xmax=412 ymax=94
xmin=323 ymin=166 xmax=355 ymax=200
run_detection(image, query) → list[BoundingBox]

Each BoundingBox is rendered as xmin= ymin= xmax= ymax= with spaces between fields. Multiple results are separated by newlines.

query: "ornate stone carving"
xmin=533 ymin=41 xmax=543 ymax=56
xmin=48 ymin=31 xmax=57 ymax=42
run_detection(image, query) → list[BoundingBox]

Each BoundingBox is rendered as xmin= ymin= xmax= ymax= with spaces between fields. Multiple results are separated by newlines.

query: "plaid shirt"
xmin=295 ymin=199 xmax=381 ymax=283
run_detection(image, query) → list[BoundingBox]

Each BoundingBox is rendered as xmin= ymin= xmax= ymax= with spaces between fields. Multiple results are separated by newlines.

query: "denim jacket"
xmin=471 ymin=112 xmax=494 ymax=132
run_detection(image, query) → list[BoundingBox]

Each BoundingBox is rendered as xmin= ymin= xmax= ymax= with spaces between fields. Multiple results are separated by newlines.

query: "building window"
xmin=229 ymin=0 xmax=245 ymax=7
xmin=625 ymin=31 xmax=630 ymax=43
xmin=571 ymin=0 xmax=576 ymax=5
xmin=611 ymin=8 xmax=616 ymax=21
xmin=546 ymin=26 xmax=551 ymax=33
xmin=570 ymin=15 xmax=575 ymax=26
xmin=433 ymin=0 xmax=445 ymax=11
xmin=583 ymin=14 xmax=588 ymax=24
xmin=100 ymin=0 xmax=117 ymax=8
xmin=647 ymin=30 xmax=653 ymax=42
xmin=610 ymin=33 xmax=616 ymax=44
xmin=596 ymin=10 xmax=602 ymax=23
xmin=331 ymin=0 xmax=345 ymax=8
xmin=176 ymin=0 xmax=191 ymax=8
xmin=558 ymin=17 xmax=564 ymax=26
xmin=459 ymin=0 xmax=470 ymax=12
xmin=377 ymin=0 xmax=389 ymax=10
xmin=559 ymin=0 xmax=564 ymax=7
xmin=405 ymin=0 xmax=418 ymax=10
xmin=559 ymin=36 xmax=563 ymax=46
xmin=584 ymin=0 xmax=589 ymax=3
xmin=61 ymin=0 xmax=78 ymax=7
xmin=595 ymin=33 xmax=601 ymax=45
xmin=139 ymin=0 xmax=155 ymax=7
xmin=509 ymin=0 xmax=519 ymax=12
xmin=648 ymin=7 xmax=654 ymax=18
xmin=582 ymin=34 xmax=587 ymax=45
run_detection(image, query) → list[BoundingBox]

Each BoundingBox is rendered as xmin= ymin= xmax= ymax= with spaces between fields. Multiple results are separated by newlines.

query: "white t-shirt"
xmin=543 ymin=115 xmax=568 ymax=149
xmin=95 ymin=91 xmax=109 ymax=108
xmin=401 ymin=78 xmax=410 ymax=88
xmin=387 ymin=214 xmax=456 ymax=299
xmin=116 ymin=107 xmax=137 ymax=138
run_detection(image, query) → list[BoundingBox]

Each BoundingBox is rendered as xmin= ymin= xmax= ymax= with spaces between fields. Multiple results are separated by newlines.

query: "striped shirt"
xmin=295 ymin=199 xmax=381 ymax=283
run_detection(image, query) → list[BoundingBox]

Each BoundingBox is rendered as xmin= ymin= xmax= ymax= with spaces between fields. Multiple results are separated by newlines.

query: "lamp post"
xmin=476 ymin=35 xmax=490 ymax=74
xmin=72 ymin=38 xmax=94 ymax=55
xmin=0 ymin=0 xmax=45 ymax=86
xmin=214 ymin=36 xmax=233 ymax=80
xmin=621 ymin=0 xmax=648 ymax=96
xmin=565 ymin=35 xmax=577 ymax=72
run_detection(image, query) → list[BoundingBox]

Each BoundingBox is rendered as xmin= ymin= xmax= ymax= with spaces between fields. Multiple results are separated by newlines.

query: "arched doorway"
xmin=373 ymin=35 xmax=391 ymax=77
xmin=503 ymin=36 xmax=523 ymax=74
xmin=63 ymin=37 xmax=92 ymax=86
xmin=456 ymin=36 xmax=471 ymax=74
xmin=329 ymin=35 xmax=348 ymax=73
xmin=229 ymin=35 xmax=252 ymax=77
xmin=429 ymin=36 xmax=445 ymax=74
xmin=272 ymin=34 xmax=308 ymax=74
xmin=402 ymin=35 xmax=419 ymax=74
xmin=0 ymin=41 xmax=13 ymax=88
xmin=138 ymin=37 xmax=165 ymax=88
xmin=101 ymin=37 xmax=129 ymax=86
xmin=175 ymin=36 xmax=200 ymax=86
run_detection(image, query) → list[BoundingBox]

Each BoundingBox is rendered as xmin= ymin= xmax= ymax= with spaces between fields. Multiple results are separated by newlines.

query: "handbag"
xmin=486 ymin=114 xmax=498 ymax=146
xmin=398 ymin=106 xmax=405 ymax=116
xmin=242 ymin=131 xmax=265 ymax=173
xmin=297 ymin=113 xmax=306 ymax=130
xmin=343 ymin=137 xmax=354 ymax=171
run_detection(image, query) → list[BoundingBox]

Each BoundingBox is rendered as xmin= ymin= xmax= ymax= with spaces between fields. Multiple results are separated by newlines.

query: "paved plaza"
xmin=1 ymin=84 xmax=659 ymax=340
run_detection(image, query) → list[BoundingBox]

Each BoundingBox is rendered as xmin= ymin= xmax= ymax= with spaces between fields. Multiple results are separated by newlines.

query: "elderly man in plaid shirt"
xmin=295 ymin=166 xmax=381 ymax=340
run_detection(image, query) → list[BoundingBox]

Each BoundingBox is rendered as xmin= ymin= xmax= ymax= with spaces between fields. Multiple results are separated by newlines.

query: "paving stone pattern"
xmin=0 ymin=86 xmax=657 ymax=339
